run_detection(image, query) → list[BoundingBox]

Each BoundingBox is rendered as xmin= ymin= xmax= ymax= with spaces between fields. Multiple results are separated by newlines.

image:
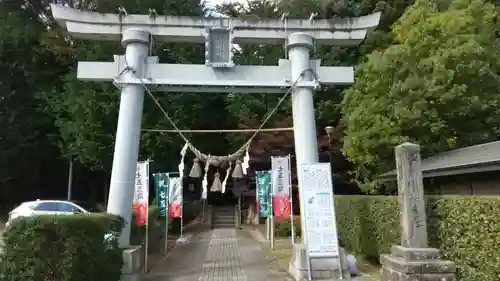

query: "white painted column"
xmin=107 ymin=28 xmax=150 ymax=247
xmin=288 ymin=32 xmax=319 ymax=243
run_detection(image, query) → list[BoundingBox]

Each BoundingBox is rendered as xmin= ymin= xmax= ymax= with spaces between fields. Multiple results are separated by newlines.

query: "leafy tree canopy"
xmin=342 ymin=0 xmax=500 ymax=192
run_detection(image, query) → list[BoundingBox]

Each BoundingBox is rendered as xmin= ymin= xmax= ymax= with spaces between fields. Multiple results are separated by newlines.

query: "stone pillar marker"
xmin=380 ymin=142 xmax=456 ymax=281
xmin=395 ymin=142 xmax=428 ymax=249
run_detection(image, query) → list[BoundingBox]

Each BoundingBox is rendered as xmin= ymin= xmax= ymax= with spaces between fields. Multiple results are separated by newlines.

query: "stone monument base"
xmin=288 ymin=243 xmax=350 ymax=280
xmin=121 ymin=246 xmax=144 ymax=281
xmin=380 ymin=245 xmax=456 ymax=281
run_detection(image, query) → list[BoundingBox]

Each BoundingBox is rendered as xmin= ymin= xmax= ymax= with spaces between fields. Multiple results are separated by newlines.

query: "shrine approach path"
xmin=146 ymin=228 xmax=292 ymax=281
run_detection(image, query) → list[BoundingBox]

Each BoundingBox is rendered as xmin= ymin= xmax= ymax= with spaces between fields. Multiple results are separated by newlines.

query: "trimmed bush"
xmin=0 ymin=213 xmax=124 ymax=281
xmin=274 ymin=216 xmax=301 ymax=238
xmin=274 ymin=195 xmax=500 ymax=281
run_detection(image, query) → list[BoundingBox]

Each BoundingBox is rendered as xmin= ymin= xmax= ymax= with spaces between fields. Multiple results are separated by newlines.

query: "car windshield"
xmin=72 ymin=202 xmax=105 ymax=213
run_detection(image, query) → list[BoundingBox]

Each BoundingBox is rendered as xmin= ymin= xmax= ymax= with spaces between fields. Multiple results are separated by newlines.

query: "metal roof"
xmin=379 ymin=141 xmax=500 ymax=180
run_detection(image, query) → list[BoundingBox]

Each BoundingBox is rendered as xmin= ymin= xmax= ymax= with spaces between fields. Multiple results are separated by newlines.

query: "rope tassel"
xmin=210 ymin=172 xmax=222 ymax=192
xmin=232 ymin=159 xmax=244 ymax=179
xmin=189 ymin=158 xmax=202 ymax=178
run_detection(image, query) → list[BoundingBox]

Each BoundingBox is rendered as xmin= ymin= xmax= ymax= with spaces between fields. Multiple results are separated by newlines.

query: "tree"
xmin=43 ymin=0 xmax=235 ymax=173
xmin=218 ymin=0 xmax=415 ymax=191
xmin=0 ymin=0 xmax=71 ymax=202
xmin=342 ymin=0 xmax=500 ymax=193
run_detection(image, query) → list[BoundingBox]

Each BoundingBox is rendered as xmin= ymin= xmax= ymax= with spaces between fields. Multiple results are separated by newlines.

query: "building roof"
xmin=379 ymin=141 xmax=500 ymax=180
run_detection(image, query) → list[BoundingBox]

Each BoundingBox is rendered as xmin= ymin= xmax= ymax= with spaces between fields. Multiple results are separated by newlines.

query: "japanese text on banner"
xmin=271 ymin=156 xmax=291 ymax=218
xmin=168 ymin=177 xmax=183 ymax=218
xmin=153 ymin=173 xmax=169 ymax=217
xmin=132 ymin=162 xmax=149 ymax=226
xmin=256 ymin=171 xmax=271 ymax=218
xmin=300 ymin=163 xmax=340 ymax=258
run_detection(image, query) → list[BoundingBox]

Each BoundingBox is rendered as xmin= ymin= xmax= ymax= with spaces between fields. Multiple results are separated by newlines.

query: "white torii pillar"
xmin=287 ymin=32 xmax=318 ymax=241
xmin=107 ymin=29 xmax=151 ymax=246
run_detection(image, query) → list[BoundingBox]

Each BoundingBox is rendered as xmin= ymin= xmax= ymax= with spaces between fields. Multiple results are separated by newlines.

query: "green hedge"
xmin=0 ymin=213 xmax=124 ymax=281
xmin=274 ymin=195 xmax=500 ymax=281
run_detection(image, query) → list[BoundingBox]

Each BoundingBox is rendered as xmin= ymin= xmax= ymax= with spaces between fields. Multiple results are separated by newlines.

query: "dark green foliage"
xmin=274 ymin=195 xmax=500 ymax=281
xmin=273 ymin=216 xmax=301 ymax=238
xmin=342 ymin=0 xmax=500 ymax=191
xmin=0 ymin=214 xmax=124 ymax=281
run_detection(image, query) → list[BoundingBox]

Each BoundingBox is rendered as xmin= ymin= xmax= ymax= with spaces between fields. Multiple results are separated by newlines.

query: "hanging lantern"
xmin=232 ymin=159 xmax=244 ymax=179
xmin=210 ymin=172 xmax=223 ymax=192
xmin=189 ymin=158 xmax=202 ymax=178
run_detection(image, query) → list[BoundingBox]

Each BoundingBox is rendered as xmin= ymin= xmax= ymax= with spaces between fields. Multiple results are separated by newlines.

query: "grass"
xmin=146 ymin=234 xmax=180 ymax=271
xmin=247 ymin=223 xmax=382 ymax=280
xmin=268 ymin=245 xmax=381 ymax=280
xmin=270 ymin=247 xmax=293 ymax=271
xmin=353 ymin=255 xmax=381 ymax=280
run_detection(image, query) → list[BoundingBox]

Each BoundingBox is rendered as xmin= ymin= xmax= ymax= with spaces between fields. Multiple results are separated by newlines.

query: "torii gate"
xmin=50 ymin=4 xmax=379 ymax=277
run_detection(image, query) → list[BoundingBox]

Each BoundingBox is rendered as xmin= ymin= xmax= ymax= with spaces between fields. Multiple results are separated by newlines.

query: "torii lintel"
xmin=50 ymin=4 xmax=381 ymax=46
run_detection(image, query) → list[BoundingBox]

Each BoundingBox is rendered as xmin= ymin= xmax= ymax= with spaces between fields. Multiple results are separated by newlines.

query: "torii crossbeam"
xmin=79 ymin=56 xmax=354 ymax=93
xmin=50 ymin=4 xmax=380 ymax=280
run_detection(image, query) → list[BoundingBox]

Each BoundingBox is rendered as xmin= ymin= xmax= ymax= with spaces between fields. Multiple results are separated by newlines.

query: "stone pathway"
xmin=146 ymin=228 xmax=292 ymax=281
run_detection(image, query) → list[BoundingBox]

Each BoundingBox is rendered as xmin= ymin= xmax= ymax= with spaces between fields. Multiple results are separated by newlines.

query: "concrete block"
xmin=121 ymin=246 xmax=144 ymax=281
xmin=381 ymin=266 xmax=456 ymax=281
xmin=380 ymin=255 xmax=456 ymax=274
xmin=380 ymin=247 xmax=456 ymax=281
xmin=288 ymin=243 xmax=350 ymax=280
xmin=390 ymin=245 xmax=440 ymax=260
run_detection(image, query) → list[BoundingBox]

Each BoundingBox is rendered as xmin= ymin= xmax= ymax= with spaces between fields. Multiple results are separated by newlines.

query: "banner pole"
xmin=164 ymin=173 xmax=170 ymax=255
xmin=270 ymin=201 xmax=275 ymax=249
xmin=164 ymin=208 xmax=169 ymax=254
xmin=180 ymin=203 xmax=184 ymax=237
xmin=266 ymin=216 xmax=270 ymax=240
xmin=144 ymin=160 xmax=150 ymax=273
xmin=180 ymin=181 xmax=184 ymax=238
xmin=201 ymin=198 xmax=205 ymax=223
xmin=145 ymin=213 xmax=149 ymax=273
xmin=270 ymin=171 xmax=275 ymax=249
xmin=288 ymin=155 xmax=295 ymax=244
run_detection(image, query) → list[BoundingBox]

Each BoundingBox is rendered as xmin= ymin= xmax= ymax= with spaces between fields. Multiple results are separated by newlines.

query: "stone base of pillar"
xmin=288 ymin=243 xmax=351 ymax=280
xmin=121 ymin=246 xmax=144 ymax=281
xmin=380 ymin=245 xmax=456 ymax=281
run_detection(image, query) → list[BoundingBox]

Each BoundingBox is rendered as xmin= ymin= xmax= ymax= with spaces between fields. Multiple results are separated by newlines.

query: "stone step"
xmin=213 ymin=211 xmax=235 ymax=215
xmin=212 ymin=221 xmax=235 ymax=224
xmin=213 ymin=215 xmax=234 ymax=218
xmin=212 ymin=225 xmax=235 ymax=228
xmin=213 ymin=217 xmax=235 ymax=221
xmin=213 ymin=216 xmax=235 ymax=220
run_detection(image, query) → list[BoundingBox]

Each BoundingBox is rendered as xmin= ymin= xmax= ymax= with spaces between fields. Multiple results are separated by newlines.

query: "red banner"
xmin=132 ymin=204 xmax=148 ymax=226
xmin=272 ymin=195 xmax=291 ymax=218
xmin=168 ymin=202 xmax=182 ymax=218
